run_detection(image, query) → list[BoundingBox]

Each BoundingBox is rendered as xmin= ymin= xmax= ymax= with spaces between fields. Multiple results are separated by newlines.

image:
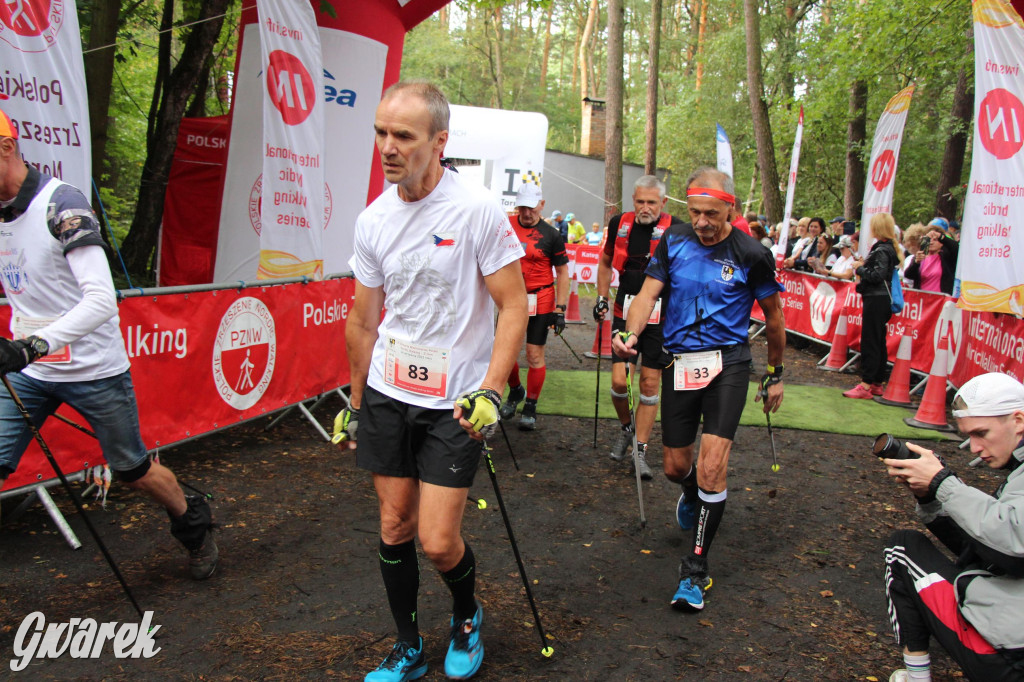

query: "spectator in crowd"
xmin=550 ymin=210 xmax=568 ymax=242
xmin=827 ymin=235 xmax=857 ymax=280
xmin=900 ymin=223 xmax=929 ymax=282
xmin=788 ymin=217 xmax=826 ymax=271
xmin=750 ymin=221 xmax=773 ymax=249
xmin=566 ymin=213 xmax=587 ymax=244
xmin=949 ymin=219 xmax=961 ymax=242
xmin=881 ymin=371 xmax=1024 ymax=682
xmin=808 ymin=234 xmax=837 ymax=275
xmin=783 ymin=218 xmax=810 ymax=262
xmin=844 ymin=213 xmax=903 ymax=400
xmin=585 ymin=222 xmax=604 ymax=246
xmin=904 ymin=220 xmax=959 ymax=295
xmin=829 ymin=216 xmax=845 ymax=237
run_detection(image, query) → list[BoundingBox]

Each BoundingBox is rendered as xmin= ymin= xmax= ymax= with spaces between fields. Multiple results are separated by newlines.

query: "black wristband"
xmin=922 ymin=466 xmax=956 ymax=503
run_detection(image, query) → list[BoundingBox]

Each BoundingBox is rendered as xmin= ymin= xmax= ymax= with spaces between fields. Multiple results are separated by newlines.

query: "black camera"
xmin=918 ymin=236 xmax=931 ymax=253
xmin=873 ymin=434 xmax=919 ymax=460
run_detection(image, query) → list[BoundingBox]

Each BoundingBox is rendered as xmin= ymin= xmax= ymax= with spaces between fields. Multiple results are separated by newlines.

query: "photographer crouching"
xmin=880 ymin=372 xmax=1024 ymax=682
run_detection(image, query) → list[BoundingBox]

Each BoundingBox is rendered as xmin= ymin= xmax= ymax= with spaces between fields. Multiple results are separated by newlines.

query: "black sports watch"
xmin=27 ymin=335 xmax=49 ymax=359
xmin=766 ymin=363 xmax=784 ymax=377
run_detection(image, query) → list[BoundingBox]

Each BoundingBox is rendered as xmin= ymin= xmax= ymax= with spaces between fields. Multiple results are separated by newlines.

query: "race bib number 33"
xmin=673 ymin=350 xmax=722 ymax=391
xmin=384 ymin=337 xmax=451 ymax=397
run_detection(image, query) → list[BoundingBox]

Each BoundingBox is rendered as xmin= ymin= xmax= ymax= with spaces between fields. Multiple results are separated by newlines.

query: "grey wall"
xmin=542 ymin=150 xmax=673 ymax=229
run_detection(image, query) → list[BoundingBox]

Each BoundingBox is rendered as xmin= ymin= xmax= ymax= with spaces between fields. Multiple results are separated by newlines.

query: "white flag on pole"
xmin=858 ymin=85 xmax=915 ymax=256
xmin=716 ymin=123 xmax=733 ymax=179
xmin=776 ymin=107 xmax=804 ymax=266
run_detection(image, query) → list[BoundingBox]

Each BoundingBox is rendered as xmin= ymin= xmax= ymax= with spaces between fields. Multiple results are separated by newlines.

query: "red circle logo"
xmin=870 ymin=149 xmax=896 ymax=191
xmin=978 ymin=88 xmax=1024 ymax=160
xmin=580 ymin=266 xmax=593 ymax=280
xmin=265 ymin=50 xmax=315 ymax=126
xmin=0 ymin=0 xmax=62 ymax=52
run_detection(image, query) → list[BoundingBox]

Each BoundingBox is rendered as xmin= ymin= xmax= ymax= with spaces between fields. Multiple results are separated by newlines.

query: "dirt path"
xmin=0 ymin=303 xmax=982 ymax=680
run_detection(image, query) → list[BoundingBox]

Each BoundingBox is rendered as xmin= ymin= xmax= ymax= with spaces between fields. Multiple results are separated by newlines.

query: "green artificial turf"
xmin=529 ymin=369 xmax=955 ymax=442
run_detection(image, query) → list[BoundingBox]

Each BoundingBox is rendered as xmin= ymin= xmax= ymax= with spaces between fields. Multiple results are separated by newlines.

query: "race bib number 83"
xmin=384 ymin=336 xmax=451 ymax=397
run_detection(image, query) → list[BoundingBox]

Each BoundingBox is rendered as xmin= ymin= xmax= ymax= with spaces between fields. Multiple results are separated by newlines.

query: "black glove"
xmin=0 ymin=336 xmax=47 ymax=375
xmin=456 ymin=388 xmax=502 ymax=438
xmin=332 ymin=406 xmax=359 ymax=445
xmin=553 ymin=310 xmax=566 ymax=335
xmin=758 ymin=373 xmax=782 ymax=400
xmin=593 ymin=296 xmax=609 ymax=322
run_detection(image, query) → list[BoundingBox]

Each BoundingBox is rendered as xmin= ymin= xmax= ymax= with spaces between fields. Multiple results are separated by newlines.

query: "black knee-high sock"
xmin=440 ymin=543 xmax=477 ymax=621
xmin=379 ymin=539 xmax=420 ymax=643
xmin=692 ymin=488 xmax=727 ymax=564
xmin=682 ymin=465 xmax=698 ymax=501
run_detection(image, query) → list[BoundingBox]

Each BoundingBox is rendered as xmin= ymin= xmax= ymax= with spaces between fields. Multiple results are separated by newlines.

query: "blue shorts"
xmin=0 ymin=370 xmax=148 ymax=478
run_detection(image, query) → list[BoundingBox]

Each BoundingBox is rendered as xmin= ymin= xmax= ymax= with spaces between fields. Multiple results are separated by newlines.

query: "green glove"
xmin=456 ymin=389 xmax=502 ymax=438
xmin=332 ymin=406 xmax=359 ymax=444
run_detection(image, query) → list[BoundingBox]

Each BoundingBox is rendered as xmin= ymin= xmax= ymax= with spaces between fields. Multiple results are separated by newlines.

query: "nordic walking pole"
xmin=624 ymin=359 xmax=646 ymax=528
xmin=760 ymin=384 xmax=780 ymax=473
xmin=593 ymin=321 xmax=602 ymax=448
xmin=555 ymin=330 xmax=583 ymax=363
xmin=1 ymin=374 xmax=145 ymax=620
xmin=498 ymin=420 xmax=520 ymax=471
xmin=467 ymin=494 xmax=487 ymax=510
xmin=481 ymin=441 xmax=553 ymax=657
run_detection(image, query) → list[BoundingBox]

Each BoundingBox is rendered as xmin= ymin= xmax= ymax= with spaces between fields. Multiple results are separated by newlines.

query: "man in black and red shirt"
xmin=499 ymin=184 xmax=569 ymax=430
xmin=595 ymin=175 xmax=682 ymax=479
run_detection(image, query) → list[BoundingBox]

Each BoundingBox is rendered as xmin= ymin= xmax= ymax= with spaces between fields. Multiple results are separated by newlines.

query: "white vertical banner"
xmin=858 ymin=84 xmax=915 ymax=256
xmin=776 ymin=106 xmax=804 ymax=266
xmin=0 ymin=0 xmax=91 ymax=192
xmin=214 ymin=24 xmax=386 ymax=282
xmin=956 ymin=0 xmax=1024 ymax=314
xmin=256 ymin=0 xmax=324 ymax=279
xmin=716 ymin=123 xmax=733 ymax=179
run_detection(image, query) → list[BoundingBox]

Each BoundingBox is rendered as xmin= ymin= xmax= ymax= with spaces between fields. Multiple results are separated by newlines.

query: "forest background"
xmin=80 ymin=0 xmax=973 ymax=283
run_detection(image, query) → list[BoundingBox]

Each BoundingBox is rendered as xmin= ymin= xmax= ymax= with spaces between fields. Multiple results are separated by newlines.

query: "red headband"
xmin=687 ymin=186 xmax=735 ymax=205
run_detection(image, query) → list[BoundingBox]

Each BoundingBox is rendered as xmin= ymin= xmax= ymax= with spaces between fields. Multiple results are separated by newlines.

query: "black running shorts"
xmin=660 ymin=361 xmax=750 ymax=447
xmin=356 ymin=385 xmax=482 ymax=488
xmin=526 ymin=312 xmax=553 ymax=346
xmin=611 ymin=316 xmax=671 ymax=369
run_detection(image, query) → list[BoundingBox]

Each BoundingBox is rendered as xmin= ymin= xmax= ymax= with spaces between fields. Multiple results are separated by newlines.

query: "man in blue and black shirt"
xmin=612 ymin=166 xmax=786 ymax=612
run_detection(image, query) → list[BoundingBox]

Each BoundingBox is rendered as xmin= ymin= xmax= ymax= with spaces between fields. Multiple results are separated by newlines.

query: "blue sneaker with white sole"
xmin=365 ymin=637 xmax=427 ymax=682
xmin=676 ymin=490 xmax=696 ymax=530
xmin=671 ymin=574 xmax=712 ymax=611
xmin=445 ymin=600 xmax=484 ymax=679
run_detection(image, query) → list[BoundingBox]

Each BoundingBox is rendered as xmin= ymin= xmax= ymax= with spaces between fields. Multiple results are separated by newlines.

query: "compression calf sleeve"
xmin=379 ymin=539 xmax=420 ymax=643
xmin=507 ymin=363 xmax=522 ymax=389
xmin=441 ymin=543 xmax=477 ymax=622
xmin=526 ymin=367 xmax=546 ymax=400
xmin=692 ymin=488 xmax=727 ymax=561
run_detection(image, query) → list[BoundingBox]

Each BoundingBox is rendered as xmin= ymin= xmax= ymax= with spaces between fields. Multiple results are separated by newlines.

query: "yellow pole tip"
xmin=771 ymin=463 xmax=780 ymax=473
xmin=541 ymin=646 xmax=554 ymax=657
xmin=478 ymin=500 xmax=487 ymax=509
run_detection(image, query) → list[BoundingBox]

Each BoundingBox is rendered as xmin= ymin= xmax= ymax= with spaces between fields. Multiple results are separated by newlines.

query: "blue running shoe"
xmin=671 ymin=575 xmax=712 ymax=612
xmin=365 ymin=638 xmax=427 ymax=682
xmin=444 ymin=601 xmax=484 ymax=679
xmin=676 ymin=490 xmax=696 ymax=530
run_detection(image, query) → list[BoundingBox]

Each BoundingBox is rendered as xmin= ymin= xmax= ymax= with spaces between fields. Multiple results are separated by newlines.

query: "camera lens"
xmin=873 ymin=434 xmax=897 ymax=457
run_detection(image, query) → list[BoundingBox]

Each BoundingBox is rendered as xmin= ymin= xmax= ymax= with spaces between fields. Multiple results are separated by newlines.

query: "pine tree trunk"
xmin=605 ymin=0 xmax=625 ymax=224
xmin=743 ymin=0 xmax=782 ymax=223
xmin=644 ymin=0 xmax=662 ymax=174
xmin=84 ymin=0 xmax=123 ymax=197
xmin=844 ymin=79 xmax=868 ymax=221
xmin=935 ymin=57 xmax=973 ymax=221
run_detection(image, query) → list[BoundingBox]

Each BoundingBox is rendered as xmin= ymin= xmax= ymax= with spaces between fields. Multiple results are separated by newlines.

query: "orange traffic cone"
xmin=904 ymin=334 xmax=955 ymax=432
xmin=875 ymin=332 xmax=913 ymax=407
xmin=584 ymin=318 xmax=614 ymax=359
xmin=565 ymin=278 xmax=584 ymax=324
xmin=819 ymin=312 xmax=852 ymax=372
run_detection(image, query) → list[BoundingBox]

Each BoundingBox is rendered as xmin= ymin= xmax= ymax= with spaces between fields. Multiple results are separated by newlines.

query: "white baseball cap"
xmin=952 ymin=372 xmax=1024 ymax=418
xmin=515 ymin=183 xmax=543 ymax=208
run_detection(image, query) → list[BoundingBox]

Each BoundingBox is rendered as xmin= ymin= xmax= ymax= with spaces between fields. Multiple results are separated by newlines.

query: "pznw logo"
xmin=212 ymin=297 xmax=276 ymax=410
xmin=0 ymin=0 xmax=64 ymax=52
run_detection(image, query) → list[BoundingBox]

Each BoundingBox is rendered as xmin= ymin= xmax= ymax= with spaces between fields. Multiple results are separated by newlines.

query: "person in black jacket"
xmin=904 ymin=220 xmax=959 ymax=295
xmin=844 ymin=213 xmax=903 ymax=399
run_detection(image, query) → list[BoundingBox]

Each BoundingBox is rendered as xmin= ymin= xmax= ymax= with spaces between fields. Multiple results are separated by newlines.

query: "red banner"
xmin=754 ymin=270 xmax=1024 ymax=386
xmin=565 ymin=243 xmax=618 ymax=287
xmin=1 ymin=277 xmax=354 ymax=492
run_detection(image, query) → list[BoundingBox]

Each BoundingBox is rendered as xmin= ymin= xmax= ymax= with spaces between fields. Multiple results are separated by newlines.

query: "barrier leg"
xmin=37 ymin=485 xmax=83 ymax=550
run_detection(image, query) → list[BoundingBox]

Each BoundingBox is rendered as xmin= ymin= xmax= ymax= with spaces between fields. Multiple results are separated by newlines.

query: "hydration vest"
xmin=611 ymin=212 xmax=672 ymax=272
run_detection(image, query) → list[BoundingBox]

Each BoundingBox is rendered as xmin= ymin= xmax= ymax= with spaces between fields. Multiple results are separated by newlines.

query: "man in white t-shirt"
xmin=334 ymin=82 xmax=527 ymax=682
xmin=0 ymin=107 xmax=218 ymax=580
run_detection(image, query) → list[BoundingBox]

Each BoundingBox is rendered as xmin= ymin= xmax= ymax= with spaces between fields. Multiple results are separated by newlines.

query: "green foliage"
xmin=402 ymin=0 xmax=975 ymax=227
